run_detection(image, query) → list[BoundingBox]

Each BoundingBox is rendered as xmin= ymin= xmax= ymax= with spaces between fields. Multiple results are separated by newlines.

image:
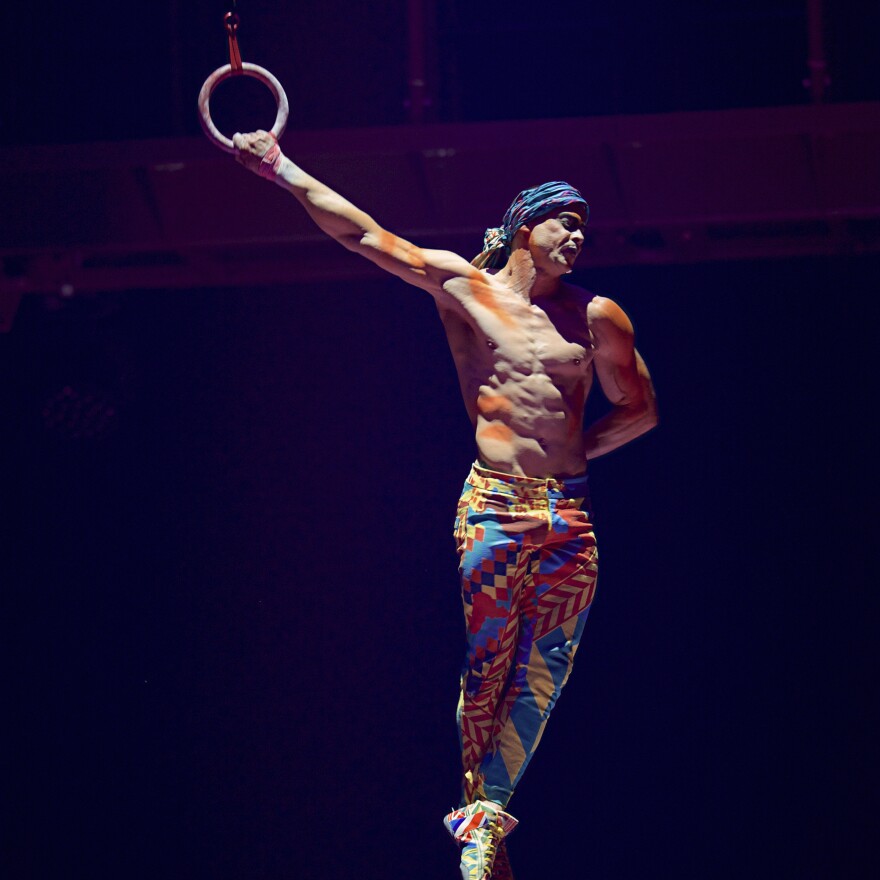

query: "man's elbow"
xmin=338 ymin=232 xmax=364 ymax=253
xmin=626 ymin=398 xmax=658 ymax=436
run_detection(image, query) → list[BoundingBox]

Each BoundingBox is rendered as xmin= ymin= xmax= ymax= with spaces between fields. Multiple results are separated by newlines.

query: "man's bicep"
xmin=588 ymin=299 xmax=652 ymax=408
xmin=354 ymin=230 xmax=472 ymax=295
xmin=594 ymin=344 xmax=646 ymax=407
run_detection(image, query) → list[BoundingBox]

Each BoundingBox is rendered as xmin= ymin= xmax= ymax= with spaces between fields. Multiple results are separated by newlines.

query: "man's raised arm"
xmin=233 ymin=131 xmax=471 ymax=295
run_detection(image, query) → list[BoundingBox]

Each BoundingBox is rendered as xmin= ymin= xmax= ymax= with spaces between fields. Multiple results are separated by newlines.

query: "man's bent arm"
xmin=584 ymin=297 xmax=658 ymax=460
xmin=233 ymin=131 xmax=471 ymax=294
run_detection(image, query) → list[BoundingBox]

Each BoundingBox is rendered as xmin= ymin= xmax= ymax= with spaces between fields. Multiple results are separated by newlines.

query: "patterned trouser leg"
xmin=454 ymin=462 xmax=598 ymax=808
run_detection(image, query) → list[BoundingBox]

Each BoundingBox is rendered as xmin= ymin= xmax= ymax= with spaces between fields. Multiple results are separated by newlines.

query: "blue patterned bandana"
xmin=473 ymin=181 xmax=589 ymax=269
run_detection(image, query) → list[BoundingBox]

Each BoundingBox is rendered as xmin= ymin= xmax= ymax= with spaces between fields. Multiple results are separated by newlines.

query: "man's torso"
xmin=436 ymin=272 xmax=597 ymax=478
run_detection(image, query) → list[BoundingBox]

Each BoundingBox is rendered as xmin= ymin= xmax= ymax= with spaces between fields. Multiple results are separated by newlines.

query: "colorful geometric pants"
xmin=454 ymin=462 xmax=599 ymax=808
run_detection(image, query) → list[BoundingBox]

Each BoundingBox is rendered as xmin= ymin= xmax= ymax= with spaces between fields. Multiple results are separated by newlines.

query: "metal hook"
xmin=223 ymin=11 xmax=242 ymax=71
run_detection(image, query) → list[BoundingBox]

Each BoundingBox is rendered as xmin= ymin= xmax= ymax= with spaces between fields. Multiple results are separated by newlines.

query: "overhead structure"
xmin=1 ymin=102 xmax=878 ymax=308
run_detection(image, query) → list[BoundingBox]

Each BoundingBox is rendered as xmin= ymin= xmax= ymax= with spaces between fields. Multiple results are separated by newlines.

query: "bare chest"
xmin=442 ymin=281 xmax=594 ymax=379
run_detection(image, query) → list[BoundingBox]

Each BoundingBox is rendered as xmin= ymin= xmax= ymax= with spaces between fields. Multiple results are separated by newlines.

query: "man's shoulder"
xmin=586 ymin=295 xmax=636 ymax=351
xmin=586 ymin=293 xmax=616 ymax=314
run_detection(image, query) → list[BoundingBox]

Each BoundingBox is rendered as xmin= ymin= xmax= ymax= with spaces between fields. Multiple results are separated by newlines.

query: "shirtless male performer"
xmin=233 ymin=130 xmax=658 ymax=880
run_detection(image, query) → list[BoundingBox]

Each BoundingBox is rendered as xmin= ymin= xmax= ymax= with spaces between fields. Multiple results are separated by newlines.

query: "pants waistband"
xmin=467 ymin=461 xmax=589 ymax=500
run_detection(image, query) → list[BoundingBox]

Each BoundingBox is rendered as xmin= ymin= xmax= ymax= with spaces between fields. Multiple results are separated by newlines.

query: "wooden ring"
xmin=198 ymin=63 xmax=289 ymax=154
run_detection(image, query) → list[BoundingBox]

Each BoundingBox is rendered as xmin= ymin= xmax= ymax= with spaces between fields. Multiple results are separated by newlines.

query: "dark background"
xmin=3 ymin=2 xmax=878 ymax=878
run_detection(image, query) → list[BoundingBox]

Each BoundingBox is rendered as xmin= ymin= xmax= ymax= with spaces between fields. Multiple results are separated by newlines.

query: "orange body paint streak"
xmin=477 ymin=394 xmax=513 ymax=418
xmin=401 ymin=241 xmax=426 ymax=269
xmin=468 ymin=269 xmax=515 ymax=327
xmin=378 ymin=229 xmax=397 ymax=255
xmin=378 ymin=230 xmax=426 ymax=269
xmin=479 ymin=422 xmax=515 ymax=443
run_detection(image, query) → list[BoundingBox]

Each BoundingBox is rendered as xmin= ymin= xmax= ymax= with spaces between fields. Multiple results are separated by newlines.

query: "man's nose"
xmin=571 ymin=228 xmax=585 ymax=243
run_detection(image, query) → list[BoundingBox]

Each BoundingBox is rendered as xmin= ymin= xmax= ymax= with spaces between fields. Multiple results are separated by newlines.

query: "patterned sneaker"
xmin=443 ymin=801 xmax=518 ymax=880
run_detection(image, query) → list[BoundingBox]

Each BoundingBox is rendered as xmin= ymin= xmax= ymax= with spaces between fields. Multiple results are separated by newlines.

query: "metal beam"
xmin=1 ymin=103 xmax=878 ymax=302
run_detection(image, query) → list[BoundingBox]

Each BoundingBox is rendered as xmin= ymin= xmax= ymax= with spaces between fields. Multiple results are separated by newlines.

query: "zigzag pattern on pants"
xmin=534 ymin=557 xmax=598 ymax=639
xmin=454 ymin=462 xmax=598 ymax=808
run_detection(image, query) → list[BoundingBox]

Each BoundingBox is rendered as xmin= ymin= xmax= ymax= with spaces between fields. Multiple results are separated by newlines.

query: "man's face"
xmin=526 ymin=204 xmax=588 ymax=275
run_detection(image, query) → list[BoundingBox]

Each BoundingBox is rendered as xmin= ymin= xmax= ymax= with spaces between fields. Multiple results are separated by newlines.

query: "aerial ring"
xmin=198 ymin=63 xmax=289 ymax=154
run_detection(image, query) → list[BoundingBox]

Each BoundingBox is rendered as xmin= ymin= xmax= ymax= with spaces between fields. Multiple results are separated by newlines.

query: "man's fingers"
xmin=232 ymin=130 xmax=274 ymax=155
xmin=231 ymin=131 xmax=281 ymax=179
xmin=232 ymin=133 xmax=252 ymax=167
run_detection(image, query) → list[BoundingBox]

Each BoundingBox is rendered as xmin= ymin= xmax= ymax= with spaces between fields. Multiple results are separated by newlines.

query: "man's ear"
xmin=511 ymin=225 xmax=531 ymax=248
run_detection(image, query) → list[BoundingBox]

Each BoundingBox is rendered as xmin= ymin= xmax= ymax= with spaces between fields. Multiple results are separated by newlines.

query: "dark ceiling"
xmin=2 ymin=1 xmax=877 ymax=146
xmin=2 ymin=1 xmax=878 ymax=302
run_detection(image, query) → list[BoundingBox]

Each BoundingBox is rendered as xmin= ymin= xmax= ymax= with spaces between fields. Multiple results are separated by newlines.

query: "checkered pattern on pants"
xmin=454 ymin=462 xmax=598 ymax=807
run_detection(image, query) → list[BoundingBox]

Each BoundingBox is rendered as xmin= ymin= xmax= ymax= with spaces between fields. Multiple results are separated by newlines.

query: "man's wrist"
xmin=258 ymin=139 xmax=285 ymax=181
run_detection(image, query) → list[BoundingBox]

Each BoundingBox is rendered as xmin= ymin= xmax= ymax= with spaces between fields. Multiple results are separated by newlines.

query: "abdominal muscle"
xmin=437 ymin=280 xmax=594 ymax=479
xmin=472 ymin=375 xmax=589 ymax=478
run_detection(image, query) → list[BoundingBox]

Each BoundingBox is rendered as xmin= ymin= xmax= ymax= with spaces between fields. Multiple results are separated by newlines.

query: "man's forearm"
xmin=583 ymin=403 xmax=658 ymax=460
xmin=272 ymin=155 xmax=380 ymax=247
xmin=234 ymin=131 xmax=380 ymax=247
xmin=236 ymin=132 xmax=446 ymax=289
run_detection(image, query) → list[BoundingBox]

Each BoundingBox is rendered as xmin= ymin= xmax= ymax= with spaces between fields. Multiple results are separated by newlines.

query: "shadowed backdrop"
xmin=2 ymin=2 xmax=877 ymax=878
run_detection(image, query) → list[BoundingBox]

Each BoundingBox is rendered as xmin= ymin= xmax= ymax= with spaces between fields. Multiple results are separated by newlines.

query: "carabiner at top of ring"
xmin=224 ymin=11 xmax=242 ymax=71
